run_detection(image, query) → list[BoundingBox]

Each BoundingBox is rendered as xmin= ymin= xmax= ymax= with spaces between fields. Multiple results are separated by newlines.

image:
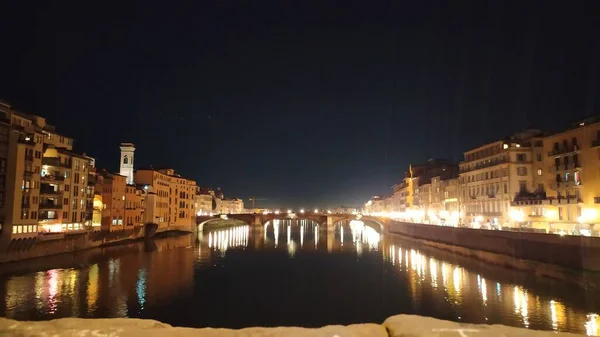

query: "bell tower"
xmin=119 ymin=143 xmax=135 ymax=184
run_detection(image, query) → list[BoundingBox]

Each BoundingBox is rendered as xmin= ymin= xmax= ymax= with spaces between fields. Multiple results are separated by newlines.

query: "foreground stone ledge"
xmin=0 ymin=315 xmax=581 ymax=337
xmin=0 ymin=317 xmax=386 ymax=337
xmin=384 ymin=315 xmax=580 ymax=336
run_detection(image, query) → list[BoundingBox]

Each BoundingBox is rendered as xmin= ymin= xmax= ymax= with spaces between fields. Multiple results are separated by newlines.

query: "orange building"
xmin=96 ymin=172 xmax=126 ymax=231
xmin=124 ymin=184 xmax=144 ymax=227
xmin=134 ymin=168 xmax=196 ymax=231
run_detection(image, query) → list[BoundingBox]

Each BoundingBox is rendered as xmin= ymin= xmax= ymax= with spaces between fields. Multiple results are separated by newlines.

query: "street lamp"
xmin=314 ymin=209 xmax=318 ymax=214
xmin=300 ymin=209 xmax=305 ymax=214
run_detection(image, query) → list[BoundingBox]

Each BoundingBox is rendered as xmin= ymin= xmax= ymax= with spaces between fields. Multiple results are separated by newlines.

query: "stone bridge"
xmin=196 ymin=213 xmax=392 ymax=233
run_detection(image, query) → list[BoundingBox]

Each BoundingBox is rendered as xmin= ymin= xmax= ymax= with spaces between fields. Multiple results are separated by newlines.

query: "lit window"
xmin=503 ymin=144 xmax=508 ymax=149
xmin=17 ymin=226 xmax=22 ymax=234
xmin=537 ymin=169 xmax=542 ymax=176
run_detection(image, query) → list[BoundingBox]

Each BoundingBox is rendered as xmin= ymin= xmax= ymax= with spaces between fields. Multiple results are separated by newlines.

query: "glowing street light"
xmin=327 ymin=209 xmax=332 ymax=214
xmin=300 ymin=209 xmax=305 ymax=214
xmin=314 ymin=209 xmax=319 ymax=214
xmin=287 ymin=209 xmax=293 ymax=214
xmin=274 ymin=210 xmax=280 ymax=215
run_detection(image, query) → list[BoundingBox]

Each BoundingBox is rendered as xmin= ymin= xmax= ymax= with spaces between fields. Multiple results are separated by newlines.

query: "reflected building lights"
xmin=274 ymin=221 xmax=279 ymax=247
xmin=137 ymin=268 xmax=147 ymax=311
xmin=514 ymin=286 xmax=529 ymax=328
xmin=550 ymin=300 xmax=558 ymax=331
xmin=453 ymin=267 xmax=461 ymax=294
xmin=481 ymin=277 xmax=487 ymax=305
xmin=398 ymin=247 xmax=402 ymax=267
xmin=207 ymin=225 xmax=249 ymax=252
xmin=586 ymin=314 xmax=599 ymax=336
xmin=430 ymin=258 xmax=438 ymax=288
xmin=300 ymin=225 xmax=304 ymax=248
xmin=340 ymin=226 xmax=344 ymax=246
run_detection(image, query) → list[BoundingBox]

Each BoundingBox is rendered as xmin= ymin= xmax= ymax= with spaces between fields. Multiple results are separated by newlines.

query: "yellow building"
xmin=135 ymin=168 xmax=196 ymax=231
xmin=124 ymin=184 xmax=144 ymax=228
xmin=97 ymin=172 xmax=126 ymax=232
xmin=511 ymin=119 xmax=600 ymax=235
xmin=459 ymin=130 xmax=544 ymax=227
xmin=0 ymin=101 xmax=94 ymax=245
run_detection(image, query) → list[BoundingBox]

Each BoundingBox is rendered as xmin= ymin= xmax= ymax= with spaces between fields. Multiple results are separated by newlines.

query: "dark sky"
xmin=1 ymin=1 xmax=599 ymax=209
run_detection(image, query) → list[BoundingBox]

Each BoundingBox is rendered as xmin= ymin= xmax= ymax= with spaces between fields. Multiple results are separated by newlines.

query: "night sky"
xmin=1 ymin=1 xmax=599 ymax=209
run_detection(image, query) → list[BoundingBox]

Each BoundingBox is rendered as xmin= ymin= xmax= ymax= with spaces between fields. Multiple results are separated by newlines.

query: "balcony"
xmin=42 ymin=157 xmax=71 ymax=168
xmin=18 ymin=135 xmax=35 ymax=146
xmin=41 ymin=174 xmax=65 ymax=183
xmin=39 ymin=202 xmax=63 ymax=210
xmin=460 ymin=157 xmax=509 ymax=173
xmin=40 ymin=187 xmax=61 ymax=196
xmin=38 ymin=213 xmax=59 ymax=220
xmin=551 ymin=181 xmax=582 ymax=189
xmin=548 ymin=145 xmax=579 ymax=157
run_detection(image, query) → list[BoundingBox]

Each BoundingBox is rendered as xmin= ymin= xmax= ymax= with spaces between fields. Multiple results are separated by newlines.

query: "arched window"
xmin=123 ymin=155 xmax=128 ymax=165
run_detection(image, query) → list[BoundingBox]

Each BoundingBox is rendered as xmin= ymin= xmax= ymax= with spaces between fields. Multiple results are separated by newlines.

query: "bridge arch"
xmin=197 ymin=215 xmax=254 ymax=232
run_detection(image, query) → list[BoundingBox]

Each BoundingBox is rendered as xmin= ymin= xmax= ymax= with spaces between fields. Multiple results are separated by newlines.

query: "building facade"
xmin=195 ymin=187 xmax=214 ymax=216
xmin=459 ymin=130 xmax=544 ymax=227
xmin=0 ymin=101 xmax=94 ymax=245
xmin=511 ymin=119 xmax=600 ymax=235
xmin=219 ymin=198 xmax=244 ymax=214
xmin=135 ymin=168 xmax=196 ymax=231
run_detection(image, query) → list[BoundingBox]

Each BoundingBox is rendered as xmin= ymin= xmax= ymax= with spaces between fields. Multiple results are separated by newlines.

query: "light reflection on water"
xmin=384 ymin=242 xmax=599 ymax=335
xmin=0 ymin=221 xmax=597 ymax=335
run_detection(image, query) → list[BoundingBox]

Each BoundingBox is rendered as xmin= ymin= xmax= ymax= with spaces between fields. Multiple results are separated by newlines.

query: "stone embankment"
xmin=0 ymin=315 xmax=581 ymax=336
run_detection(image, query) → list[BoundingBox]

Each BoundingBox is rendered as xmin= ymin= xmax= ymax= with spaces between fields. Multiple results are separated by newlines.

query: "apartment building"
xmin=97 ymin=172 xmax=126 ymax=231
xmin=511 ymin=119 xmax=600 ymax=235
xmin=135 ymin=168 xmax=196 ymax=230
xmin=124 ymin=184 xmax=144 ymax=227
xmin=195 ymin=187 xmax=214 ymax=216
xmin=459 ymin=130 xmax=544 ymax=226
xmin=0 ymin=101 xmax=94 ymax=244
xmin=219 ymin=198 xmax=244 ymax=214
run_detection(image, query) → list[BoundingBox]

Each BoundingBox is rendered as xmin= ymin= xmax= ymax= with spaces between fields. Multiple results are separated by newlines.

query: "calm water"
xmin=0 ymin=219 xmax=599 ymax=335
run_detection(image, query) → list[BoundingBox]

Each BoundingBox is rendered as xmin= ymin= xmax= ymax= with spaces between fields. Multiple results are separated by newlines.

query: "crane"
xmin=247 ymin=196 xmax=268 ymax=209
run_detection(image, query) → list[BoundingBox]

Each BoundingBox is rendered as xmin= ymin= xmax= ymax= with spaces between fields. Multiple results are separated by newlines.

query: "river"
xmin=0 ymin=219 xmax=598 ymax=335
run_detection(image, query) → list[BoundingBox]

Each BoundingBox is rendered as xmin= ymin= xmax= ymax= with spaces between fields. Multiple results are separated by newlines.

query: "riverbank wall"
xmin=0 ymin=314 xmax=582 ymax=336
xmin=0 ymin=226 xmax=192 ymax=264
xmin=388 ymin=221 xmax=600 ymax=273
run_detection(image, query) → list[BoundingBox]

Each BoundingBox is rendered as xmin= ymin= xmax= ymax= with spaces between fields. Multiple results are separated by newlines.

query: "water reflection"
xmin=383 ymin=238 xmax=600 ymax=335
xmin=0 ymin=222 xmax=597 ymax=336
xmin=207 ymin=225 xmax=249 ymax=252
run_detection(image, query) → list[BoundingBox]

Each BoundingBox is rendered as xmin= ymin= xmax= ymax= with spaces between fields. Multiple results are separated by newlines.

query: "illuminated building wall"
xmin=512 ymin=119 xmax=600 ymax=234
xmin=97 ymin=173 xmax=127 ymax=232
xmin=124 ymin=185 xmax=144 ymax=227
xmin=0 ymin=100 xmax=94 ymax=242
xmin=135 ymin=168 xmax=196 ymax=230
xmin=459 ymin=130 xmax=544 ymax=226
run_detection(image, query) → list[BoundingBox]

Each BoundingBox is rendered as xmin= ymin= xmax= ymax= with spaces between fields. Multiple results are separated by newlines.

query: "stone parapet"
xmin=0 ymin=315 xmax=581 ymax=336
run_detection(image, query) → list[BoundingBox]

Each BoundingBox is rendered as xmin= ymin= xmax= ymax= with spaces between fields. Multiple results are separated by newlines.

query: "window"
xmin=516 ymin=153 xmax=526 ymax=162
xmin=64 ymin=198 xmax=68 ymax=205
xmin=517 ymin=167 xmax=527 ymax=176
xmin=565 ymin=172 xmax=570 ymax=182
xmin=63 ymin=211 xmax=68 ymax=219
xmin=503 ymin=183 xmax=507 ymax=194
xmin=536 ymin=153 xmax=542 ymax=162
xmin=32 ymin=211 xmax=37 ymax=219
xmin=123 ymin=155 xmax=128 ymax=165
xmin=537 ymin=183 xmax=544 ymax=192
xmin=537 ymin=169 xmax=542 ymax=176
xmin=519 ymin=181 xmax=527 ymax=192
xmin=65 ymin=185 xmax=70 ymax=192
